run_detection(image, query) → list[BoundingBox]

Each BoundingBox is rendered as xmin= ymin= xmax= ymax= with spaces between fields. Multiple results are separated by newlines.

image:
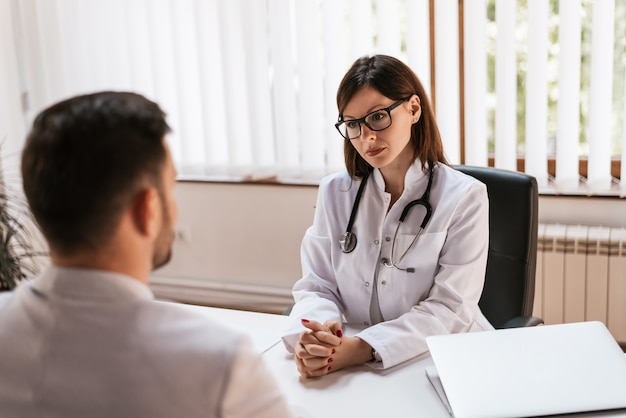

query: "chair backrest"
xmin=454 ymin=165 xmax=539 ymax=328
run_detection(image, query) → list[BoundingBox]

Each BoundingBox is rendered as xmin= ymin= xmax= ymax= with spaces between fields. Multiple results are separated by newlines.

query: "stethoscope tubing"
xmin=339 ymin=163 xmax=435 ymax=271
xmin=338 ymin=170 xmax=370 ymax=254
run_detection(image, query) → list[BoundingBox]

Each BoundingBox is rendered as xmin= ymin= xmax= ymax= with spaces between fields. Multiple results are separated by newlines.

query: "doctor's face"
xmin=343 ymin=86 xmax=420 ymax=172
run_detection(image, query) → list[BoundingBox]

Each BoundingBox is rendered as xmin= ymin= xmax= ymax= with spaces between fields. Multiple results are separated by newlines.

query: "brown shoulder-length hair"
xmin=336 ymin=54 xmax=448 ymax=179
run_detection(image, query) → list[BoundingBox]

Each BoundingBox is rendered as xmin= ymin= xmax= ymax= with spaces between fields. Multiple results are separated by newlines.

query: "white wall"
xmin=150 ymin=181 xmax=626 ymax=313
xmin=151 ymin=182 xmax=316 ymax=312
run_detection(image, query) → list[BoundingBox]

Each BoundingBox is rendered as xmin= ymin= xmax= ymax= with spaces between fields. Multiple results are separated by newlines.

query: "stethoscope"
xmin=338 ymin=163 xmax=434 ymax=272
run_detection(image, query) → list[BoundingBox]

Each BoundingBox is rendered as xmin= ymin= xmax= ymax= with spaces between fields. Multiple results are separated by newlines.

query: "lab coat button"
xmin=364 ymin=321 xmax=370 ymax=326
xmin=385 ymin=236 xmax=391 ymax=242
xmin=364 ymin=282 xmax=370 ymax=287
xmin=374 ymin=240 xmax=379 ymax=245
xmin=381 ymin=280 xmax=387 ymax=285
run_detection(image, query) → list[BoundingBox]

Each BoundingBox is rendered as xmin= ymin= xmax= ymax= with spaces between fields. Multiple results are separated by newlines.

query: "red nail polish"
xmin=327 ymin=366 xmax=332 ymax=372
xmin=332 ymin=349 xmax=336 ymax=354
xmin=301 ymin=319 xmax=310 ymax=323
xmin=328 ymin=357 xmax=334 ymax=363
xmin=336 ymin=330 xmax=343 ymax=337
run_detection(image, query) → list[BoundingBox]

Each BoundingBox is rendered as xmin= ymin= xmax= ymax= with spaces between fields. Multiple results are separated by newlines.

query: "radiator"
xmin=535 ymin=223 xmax=626 ymax=344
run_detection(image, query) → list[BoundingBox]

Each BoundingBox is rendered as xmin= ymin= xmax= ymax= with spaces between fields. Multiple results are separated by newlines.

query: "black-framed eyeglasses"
xmin=335 ymin=97 xmax=410 ymax=140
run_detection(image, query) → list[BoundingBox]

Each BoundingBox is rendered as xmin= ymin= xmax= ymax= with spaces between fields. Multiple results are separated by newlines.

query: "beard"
xmin=152 ymin=227 xmax=173 ymax=270
xmin=151 ymin=192 xmax=175 ymax=270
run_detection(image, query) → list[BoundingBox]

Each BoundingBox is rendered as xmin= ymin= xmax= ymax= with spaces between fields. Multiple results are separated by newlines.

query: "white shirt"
xmin=282 ymin=161 xmax=493 ymax=369
xmin=0 ymin=266 xmax=293 ymax=418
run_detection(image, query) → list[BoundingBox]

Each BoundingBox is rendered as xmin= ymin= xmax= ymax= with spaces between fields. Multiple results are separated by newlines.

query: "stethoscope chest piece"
xmin=339 ymin=231 xmax=357 ymax=253
xmin=338 ymin=164 xmax=435 ymax=270
xmin=338 ymin=172 xmax=369 ymax=254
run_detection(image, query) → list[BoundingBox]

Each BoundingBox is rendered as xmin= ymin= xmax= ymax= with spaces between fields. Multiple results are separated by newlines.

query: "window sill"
xmin=177 ymin=172 xmax=625 ymax=198
xmin=176 ymin=174 xmax=320 ymax=187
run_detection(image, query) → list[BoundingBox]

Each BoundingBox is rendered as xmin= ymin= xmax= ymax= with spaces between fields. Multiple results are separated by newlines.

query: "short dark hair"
xmin=21 ymin=91 xmax=171 ymax=255
xmin=336 ymin=54 xmax=448 ymax=179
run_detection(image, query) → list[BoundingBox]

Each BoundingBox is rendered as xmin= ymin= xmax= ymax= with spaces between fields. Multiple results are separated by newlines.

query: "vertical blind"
xmin=0 ymin=0 xmax=624 ymax=196
xmin=464 ymin=0 xmax=625 ymax=196
xmin=524 ymin=0 xmax=549 ymax=187
xmin=556 ymin=0 xmax=583 ymax=191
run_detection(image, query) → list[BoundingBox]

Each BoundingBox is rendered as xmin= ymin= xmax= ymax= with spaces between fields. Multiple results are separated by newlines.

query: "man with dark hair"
xmin=0 ymin=92 xmax=292 ymax=417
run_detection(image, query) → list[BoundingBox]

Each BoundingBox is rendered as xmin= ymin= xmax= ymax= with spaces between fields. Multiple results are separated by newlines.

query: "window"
xmin=471 ymin=0 xmax=626 ymax=195
xmin=1 ymin=0 xmax=624 ymax=196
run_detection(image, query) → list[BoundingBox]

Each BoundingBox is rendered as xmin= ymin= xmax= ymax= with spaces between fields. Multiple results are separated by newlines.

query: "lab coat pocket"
xmin=390 ymin=231 xmax=447 ymax=279
xmin=379 ymin=231 xmax=447 ymax=318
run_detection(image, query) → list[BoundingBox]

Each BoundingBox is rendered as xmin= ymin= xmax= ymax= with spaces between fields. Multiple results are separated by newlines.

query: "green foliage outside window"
xmin=486 ymin=0 xmax=625 ymax=157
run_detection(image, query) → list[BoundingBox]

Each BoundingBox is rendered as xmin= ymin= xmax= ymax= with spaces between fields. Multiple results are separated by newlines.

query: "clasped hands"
xmin=294 ymin=319 xmax=373 ymax=378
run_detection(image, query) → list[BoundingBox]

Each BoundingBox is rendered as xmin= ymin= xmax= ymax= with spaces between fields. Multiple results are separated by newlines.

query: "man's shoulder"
xmin=129 ymin=300 xmax=249 ymax=375
xmin=0 ymin=290 xmax=15 ymax=309
xmin=141 ymin=300 xmax=245 ymax=345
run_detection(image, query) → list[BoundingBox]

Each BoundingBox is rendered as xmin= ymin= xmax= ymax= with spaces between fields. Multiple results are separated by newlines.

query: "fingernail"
xmin=327 ymin=366 xmax=332 ymax=372
xmin=301 ymin=319 xmax=310 ymax=323
xmin=331 ymin=349 xmax=336 ymax=354
xmin=328 ymin=358 xmax=333 ymax=363
xmin=336 ymin=330 xmax=343 ymax=338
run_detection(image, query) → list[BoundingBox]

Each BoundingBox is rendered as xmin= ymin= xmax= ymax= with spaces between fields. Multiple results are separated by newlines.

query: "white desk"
xmin=194 ymin=307 xmax=626 ymax=418
xmin=264 ymin=346 xmax=449 ymax=418
xmin=182 ymin=305 xmax=290 ymax=353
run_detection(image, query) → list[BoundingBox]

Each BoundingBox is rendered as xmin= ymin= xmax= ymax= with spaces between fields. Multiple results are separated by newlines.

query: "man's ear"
xmin=132 ymin=188 xmax=160 ymax=238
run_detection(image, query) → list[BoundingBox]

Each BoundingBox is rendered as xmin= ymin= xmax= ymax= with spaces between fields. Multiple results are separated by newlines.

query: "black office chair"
xmin=455 ymin=165 xmax=543 ymax=329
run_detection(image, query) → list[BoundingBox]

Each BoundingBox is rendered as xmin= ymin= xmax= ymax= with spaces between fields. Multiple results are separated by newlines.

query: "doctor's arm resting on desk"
xmin=280 ymin=54 xmax=492 ymax=378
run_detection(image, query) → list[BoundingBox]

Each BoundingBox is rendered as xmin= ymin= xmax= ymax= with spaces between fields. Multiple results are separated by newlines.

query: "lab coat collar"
xmin=370 ymin=158 xmax=430 ymax=193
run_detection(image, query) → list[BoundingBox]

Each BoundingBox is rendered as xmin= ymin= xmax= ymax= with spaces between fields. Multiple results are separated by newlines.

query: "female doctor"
xmin=281 ymin=55 xmax=493 ymax=378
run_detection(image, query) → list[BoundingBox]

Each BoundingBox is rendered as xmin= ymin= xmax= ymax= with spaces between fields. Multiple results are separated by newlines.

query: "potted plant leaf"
xmin=0 ymin=148 xmax=48 ymax=291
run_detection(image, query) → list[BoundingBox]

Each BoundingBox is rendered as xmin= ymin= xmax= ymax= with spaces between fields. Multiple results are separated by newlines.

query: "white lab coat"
xmin=281 ymin=160 xmax=493 ymax=369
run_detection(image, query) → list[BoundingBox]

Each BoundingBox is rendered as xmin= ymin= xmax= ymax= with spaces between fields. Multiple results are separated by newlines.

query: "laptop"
xmin=425 ymin=321 xmax=626 ymax=418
